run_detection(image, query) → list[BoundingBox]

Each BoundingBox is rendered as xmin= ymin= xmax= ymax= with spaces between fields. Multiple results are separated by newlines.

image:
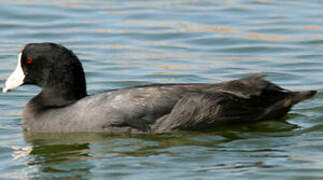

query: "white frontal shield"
xmin=3 ymin=53 xmax=25 ymax=93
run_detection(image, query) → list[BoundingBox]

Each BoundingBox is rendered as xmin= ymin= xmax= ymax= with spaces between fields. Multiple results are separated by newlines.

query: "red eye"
xmin=27 ymin=57 xmax=33 ymax=64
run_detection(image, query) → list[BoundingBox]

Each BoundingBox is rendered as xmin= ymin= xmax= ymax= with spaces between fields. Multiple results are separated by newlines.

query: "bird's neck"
xmin=35 ymin=87 xmax=87 ymax=108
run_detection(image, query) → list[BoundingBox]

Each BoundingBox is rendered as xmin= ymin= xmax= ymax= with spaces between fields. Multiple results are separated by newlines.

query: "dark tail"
xmin=258 ymin=90 xmax=316 ymax=121
xmin=289 ymin=90 xmax=317 ymax=105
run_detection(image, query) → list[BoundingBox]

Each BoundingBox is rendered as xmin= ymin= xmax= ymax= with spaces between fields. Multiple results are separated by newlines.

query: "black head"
xmin=3 ymin=42 xmax=87 ymax=106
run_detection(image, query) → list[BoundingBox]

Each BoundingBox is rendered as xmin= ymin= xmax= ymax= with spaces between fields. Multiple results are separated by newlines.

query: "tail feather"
xmin=258 ymin=90 xmax=317 ymax=121
xmin=289 ymin=90 xmax=317 ymax=105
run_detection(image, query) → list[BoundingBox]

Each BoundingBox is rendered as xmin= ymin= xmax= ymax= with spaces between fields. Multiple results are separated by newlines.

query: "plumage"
xmin=3 ymin=43 xmax=316 ymax=134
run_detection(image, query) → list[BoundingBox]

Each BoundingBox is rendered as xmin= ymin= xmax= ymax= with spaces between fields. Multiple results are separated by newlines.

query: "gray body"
xmin=22 ymin=75 xmax=316 ymax=134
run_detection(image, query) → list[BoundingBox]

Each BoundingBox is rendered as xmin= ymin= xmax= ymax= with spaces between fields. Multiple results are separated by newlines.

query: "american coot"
xmin=3 ymin=43 xmax=316 ymax=133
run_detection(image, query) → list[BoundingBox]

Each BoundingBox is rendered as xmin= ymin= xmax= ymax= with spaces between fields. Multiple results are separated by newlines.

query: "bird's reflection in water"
xmin=22 ymin=118 xmax=297 ymax=179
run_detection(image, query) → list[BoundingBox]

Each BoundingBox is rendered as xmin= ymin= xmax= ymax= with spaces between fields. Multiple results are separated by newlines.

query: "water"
xmin=0 ymin=0 xmax=323 ymax=179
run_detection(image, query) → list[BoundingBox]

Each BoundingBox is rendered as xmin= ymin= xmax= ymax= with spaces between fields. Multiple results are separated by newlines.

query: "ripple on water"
xmin=0 ymin=0 xmax=323 ymax=179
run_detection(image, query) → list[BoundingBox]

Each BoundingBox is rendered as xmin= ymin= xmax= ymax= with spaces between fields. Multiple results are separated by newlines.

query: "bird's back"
xmin=23 ymin=75 xmax=316 ymax=133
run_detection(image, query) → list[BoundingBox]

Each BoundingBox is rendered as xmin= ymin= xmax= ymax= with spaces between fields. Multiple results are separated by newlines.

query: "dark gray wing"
xmin=151 ymin=92 xmax=263 ymax=132
xmin=152 ymin=75 xmax=316 ymax=133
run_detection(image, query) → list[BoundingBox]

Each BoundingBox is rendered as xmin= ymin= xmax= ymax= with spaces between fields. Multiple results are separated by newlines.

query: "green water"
xmin=1 ymin=0 xmax=323 ymax=179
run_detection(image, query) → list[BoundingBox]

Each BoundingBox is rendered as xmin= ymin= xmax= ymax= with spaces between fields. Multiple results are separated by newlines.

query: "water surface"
xmin=1 ymin=0 xmax=323 ymax=179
